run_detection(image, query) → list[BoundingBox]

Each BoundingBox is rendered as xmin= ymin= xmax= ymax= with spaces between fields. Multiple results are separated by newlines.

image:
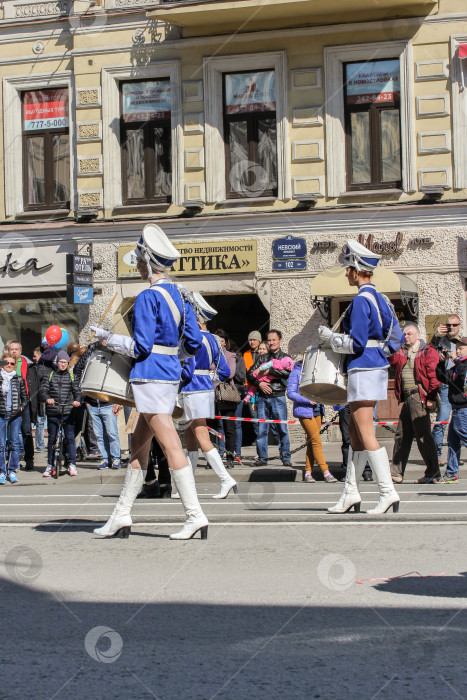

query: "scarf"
xmin=1 ymin=368 xmax=14 ymax=395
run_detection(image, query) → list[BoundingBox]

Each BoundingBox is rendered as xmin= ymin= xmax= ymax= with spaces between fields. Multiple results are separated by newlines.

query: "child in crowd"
xmin=0 ymin=354 xmax=28 ymax=484
xmin=40 ymin=350 xmax=81 ymax=477
xmin=244 ymin=356 xmax=294 ymax=403
xmin=436 ymin=337 xmax=467 ymax=483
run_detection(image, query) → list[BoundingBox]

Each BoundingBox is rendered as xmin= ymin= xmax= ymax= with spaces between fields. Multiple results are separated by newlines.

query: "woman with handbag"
xmin=214 ymin=329 xmax=241 ymax=468
xmin=179 ymin=295 xmax=238 ymax=499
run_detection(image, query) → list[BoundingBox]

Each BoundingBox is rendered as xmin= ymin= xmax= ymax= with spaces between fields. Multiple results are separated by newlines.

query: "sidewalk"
xmin=13 ymin=439 xmax=454 ymax=486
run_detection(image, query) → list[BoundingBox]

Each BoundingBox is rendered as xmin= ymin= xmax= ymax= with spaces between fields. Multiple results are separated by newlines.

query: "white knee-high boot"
xmin=171 ymin=450 xmax=199 ymax=499
xmin=366 ymin=447 xmax=400 ymax=514
xmin=170 ymin=465 xmax=209 ymax=540
xmin=93 ymin=466 xmax=143 ymax=538
xmin=205 ymin=447 xmax=238 ymax=499
xmin=327 ymin=449 xmax=366 ymax=514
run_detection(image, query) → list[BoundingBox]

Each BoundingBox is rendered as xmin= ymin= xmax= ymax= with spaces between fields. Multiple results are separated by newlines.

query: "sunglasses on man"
xmin=446 ymin=323 xmax=460 ymax=329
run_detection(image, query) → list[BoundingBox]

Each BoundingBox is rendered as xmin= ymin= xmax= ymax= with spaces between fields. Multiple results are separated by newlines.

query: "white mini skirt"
xmin=183 ymin=391 xmax=215 ymax=421
xmin=132 ymin=382 xmax=178 ymax=414
xmin=346 ymin=368 xmax=388 ymax=403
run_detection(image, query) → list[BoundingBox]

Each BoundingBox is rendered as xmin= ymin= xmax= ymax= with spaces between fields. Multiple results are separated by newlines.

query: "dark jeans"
xmin=47 ymin=415 xmax=76 ymax=466
xmin=391 ymin=393 xmax=440 ymax=480
xmin=432 ymin=383 xmax=451 ymax=458
xmin=0 ymin=412 xmax=22 ymax=473
xmin=217 ymin=401 xmax=237 ymax=455
xmin=256 ymin=394 xmax=291 ymax=461
xmin=21 ymin=404 xmax=34 ymax=462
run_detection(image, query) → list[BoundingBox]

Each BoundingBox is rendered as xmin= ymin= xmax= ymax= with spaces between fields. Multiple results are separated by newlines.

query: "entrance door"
xmin=206 ymin=293 xmax=269 ymax=352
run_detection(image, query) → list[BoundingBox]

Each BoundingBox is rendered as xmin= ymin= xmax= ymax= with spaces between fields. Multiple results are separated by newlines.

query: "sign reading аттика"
xmin=272 ymin=235 xmax=307 ymax=260
xmin=118 ymin=240 xmax=257 ymax=278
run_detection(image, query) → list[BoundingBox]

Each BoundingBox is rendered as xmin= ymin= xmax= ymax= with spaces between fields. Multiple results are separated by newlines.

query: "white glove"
xmin=318 ymin=326 xmax=333 ymax=341
xmin=90 ymin=325 xmax=109 ymax=340
xmin=106 ymin=333 xmax=135 ymax=358
xmin=330 ymin=333 xmax=354 ymax=354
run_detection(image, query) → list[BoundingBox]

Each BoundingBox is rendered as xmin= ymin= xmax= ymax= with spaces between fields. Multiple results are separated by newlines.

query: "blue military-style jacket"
xmin=181 ymin=330 xmax=230 ymax=394
xmin=129 ymin=279 xmax=202 ymax=384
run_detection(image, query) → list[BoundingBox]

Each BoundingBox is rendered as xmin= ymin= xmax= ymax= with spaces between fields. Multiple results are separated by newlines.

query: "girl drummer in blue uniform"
xmin=176 ymin=292 xmax=238 ymax=500
xmin=91 ymin=224 xmax=209 ymax=540
xmin=318 ymin=239 xmax=404 ymax=515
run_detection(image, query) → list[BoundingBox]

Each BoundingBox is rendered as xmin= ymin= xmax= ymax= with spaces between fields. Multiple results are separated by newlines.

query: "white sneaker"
xmin=43 ymin=465 xmax=52 ymax=478
xmin=69 ymin=464 xmax=78 ymax=477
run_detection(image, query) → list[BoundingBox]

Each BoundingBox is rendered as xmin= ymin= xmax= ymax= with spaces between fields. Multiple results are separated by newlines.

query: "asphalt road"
xmin=1 ymin=519 xmax=466 ymax=700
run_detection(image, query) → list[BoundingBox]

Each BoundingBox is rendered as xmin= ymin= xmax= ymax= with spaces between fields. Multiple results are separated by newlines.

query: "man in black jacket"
xmin=430 ymin=315 xmax=462 ymax=465
xmin=247 ymin=329 xmax=293 ymax=466
xmin=40 ymin=350 xmax=81 ymax=477
xmin=436 ymin=337 xmax=467 ymax=483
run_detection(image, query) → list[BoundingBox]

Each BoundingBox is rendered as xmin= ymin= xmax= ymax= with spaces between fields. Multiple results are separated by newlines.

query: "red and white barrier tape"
xmin=214 ymin=416 xmax=451 ymax=426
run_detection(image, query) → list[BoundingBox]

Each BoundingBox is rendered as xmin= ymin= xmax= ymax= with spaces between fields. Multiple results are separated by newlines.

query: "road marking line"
xmin=0 ymin=520 xmax=466 ymax=527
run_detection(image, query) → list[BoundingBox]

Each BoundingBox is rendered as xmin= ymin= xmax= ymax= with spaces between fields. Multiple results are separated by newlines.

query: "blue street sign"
xmin=273 ymin=259 xmax=307 ymax=271
xmin=73 ymin=286 xmax=93 ymax=304
xmin=272 ymin=235 xmax=307 ymax=260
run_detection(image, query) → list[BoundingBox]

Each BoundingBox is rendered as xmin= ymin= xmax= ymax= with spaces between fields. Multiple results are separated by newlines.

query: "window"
xmin=344 ymin=59 xmax=402 ymax=191
xmin=120 ymin=80 xmax=172 ymax=204
xmin=223 ymin=71 xmax=277 ymax=198
xmin=22 ymin=89 xmax=70 ymax=210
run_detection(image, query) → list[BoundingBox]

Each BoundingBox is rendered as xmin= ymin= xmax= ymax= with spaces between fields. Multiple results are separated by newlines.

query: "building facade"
xmin=0 ymin=0 xmax=467 ymax=418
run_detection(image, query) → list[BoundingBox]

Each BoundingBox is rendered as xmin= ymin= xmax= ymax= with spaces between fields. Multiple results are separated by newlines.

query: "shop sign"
xmin=73 ymin=273 xmax=93 ymax=285
xmin=311 ymin=241 xmax=337 ymax=250
xmin=273 ymin=260 xmax=306 ymax=271
xmin=409 ymin=237 xmax=433 ymax=246
xmin=355 ymin=232 xmax=403 ymax=254
xmin=224 ymin=71 xmax=275 ymax=114
xmin=73 ymin=286 xmax=93 ymax=304
xmin=122 ymin=80 xmax=171 ymax=122
xmin=345 ymin=59 xmax=400 ymax=105
xmin=71 ymin=255 xmax=93 ymax=274
xmin=117 ymin=240 xmax=257 ymax=278
xmin=23 ymin=88 xmax=69 ymax=131
xmin=0 ymin=251 xmax=53 ymax=274
xmin=272 ymin=235 xmax=306 ymax=260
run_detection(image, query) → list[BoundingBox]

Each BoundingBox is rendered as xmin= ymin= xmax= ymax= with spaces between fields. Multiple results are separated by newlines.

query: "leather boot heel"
xmin=389 ymin=501 xmax=400 ymax=513
xmin=114 ymin=526 xmax=130 ymax=538
xmin=351 ymin=502 xmax=361 ymax=513
xmin=233 ymin=485 xmax=238 ymax=494
xmin=200 ymin=526 xmax=208 ymax=540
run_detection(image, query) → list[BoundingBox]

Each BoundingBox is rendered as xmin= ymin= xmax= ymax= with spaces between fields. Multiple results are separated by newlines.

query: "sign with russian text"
xmin=272 ymin=235 xmax=307 ymax=260
xmin=23 ymin=88 xmax=69 ymax=131
xmin=118 ymin=240 xmax=257 ymax=277
xmin=345 ymin=60 xmax=400 ymax=104
xmin=122 ymin=80 xmax=171 ymax=122
xmin=224 ymin=71 xmax=275 ymax=114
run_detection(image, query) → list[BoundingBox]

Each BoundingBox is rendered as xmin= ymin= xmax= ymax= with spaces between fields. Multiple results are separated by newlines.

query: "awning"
xmin=310 ymin=266 xmax=417 ymax=297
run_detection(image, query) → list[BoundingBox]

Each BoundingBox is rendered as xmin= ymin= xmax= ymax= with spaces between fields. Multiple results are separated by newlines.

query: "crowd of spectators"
xmin=1 ymin=312 xmax=466 ymax=484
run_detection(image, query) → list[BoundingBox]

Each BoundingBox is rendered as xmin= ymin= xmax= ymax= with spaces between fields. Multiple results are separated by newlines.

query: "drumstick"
xmin=88 ymin=292 xmax=117 ymax=343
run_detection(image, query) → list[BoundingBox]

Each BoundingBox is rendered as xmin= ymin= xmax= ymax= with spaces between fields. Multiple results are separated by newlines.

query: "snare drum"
xmin=298 ymin=345 xmax=347 ymax=405
xmin=80 ymin=349 xmax=135 ymax=407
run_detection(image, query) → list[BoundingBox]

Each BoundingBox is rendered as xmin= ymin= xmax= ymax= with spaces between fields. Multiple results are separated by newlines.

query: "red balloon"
xmin=46 ymin=325 xmax=62 ymax=346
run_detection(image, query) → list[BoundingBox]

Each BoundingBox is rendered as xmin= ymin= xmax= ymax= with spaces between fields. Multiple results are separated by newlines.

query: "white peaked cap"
xmin=135 ymin=223 xmax=180 ymax=270
xmin=192 ymin=290 xmax=217 ymax=322
xmin=343 ymin=239 xmax=381 ymax=272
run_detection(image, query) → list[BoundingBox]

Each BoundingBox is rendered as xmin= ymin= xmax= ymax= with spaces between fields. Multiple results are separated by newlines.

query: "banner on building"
xmin=122 ymin=80 xmax=171 ymax=122
xmin=345 ymin=59 xmax=400 ymax=104
xmin=224 ymin=71 xmax=275 ymax=114
xmin=118 ymin=240 xmax=257 ymax=277
xmin=23 ymin=88 xmax=69 ymax=131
